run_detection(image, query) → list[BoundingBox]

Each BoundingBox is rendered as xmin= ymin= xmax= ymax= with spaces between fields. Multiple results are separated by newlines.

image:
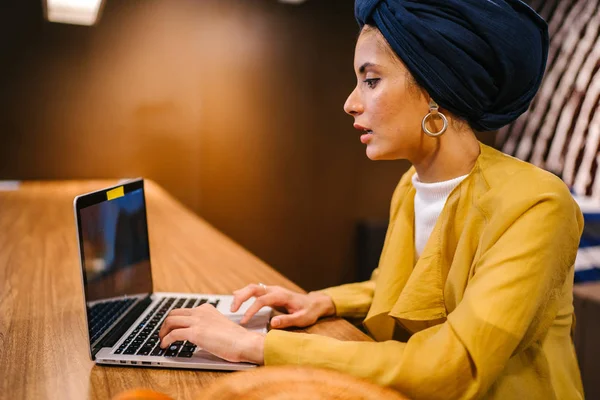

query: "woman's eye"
xmin=363 ymin=78 xmax=380 ymax=89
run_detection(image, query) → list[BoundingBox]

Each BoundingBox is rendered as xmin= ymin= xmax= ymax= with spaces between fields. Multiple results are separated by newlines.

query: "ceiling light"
xmin=43 ymin=0 xmax=106 ymax=26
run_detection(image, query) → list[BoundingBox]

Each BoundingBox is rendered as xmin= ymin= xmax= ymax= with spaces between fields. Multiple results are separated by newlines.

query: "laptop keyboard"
xmin=114 ymin=296 xmax=220 ymax=357
xmin=88 ymin=298 xmax=136 ymax=343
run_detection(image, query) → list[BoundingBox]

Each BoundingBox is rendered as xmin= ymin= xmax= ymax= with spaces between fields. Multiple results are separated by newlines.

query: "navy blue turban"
xmin=355 ymin=0 xmax=549 ymax=131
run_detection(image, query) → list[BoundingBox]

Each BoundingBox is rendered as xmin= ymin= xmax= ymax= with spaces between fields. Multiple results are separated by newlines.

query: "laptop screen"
xmin=77 ymin=181 xmax=153 ymax=304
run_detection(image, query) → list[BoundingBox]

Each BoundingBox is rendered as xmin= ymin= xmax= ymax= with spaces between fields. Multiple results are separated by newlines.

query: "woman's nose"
xmin=343 ymin=87 xmax=363 ymax=116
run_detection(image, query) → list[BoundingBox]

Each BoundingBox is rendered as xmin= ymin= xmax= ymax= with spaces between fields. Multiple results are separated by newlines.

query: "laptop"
xmin=73 ymin=178 xmax=271 ymax=370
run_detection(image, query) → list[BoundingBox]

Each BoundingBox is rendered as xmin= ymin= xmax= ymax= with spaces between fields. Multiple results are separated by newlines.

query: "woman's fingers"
xmin=231 ymin=284 xmax=278 ymax=312
xmin=160 ymin=327 xmax=195 ymax=348
xmin=240 ymin=292 xmax=285 ymax=325
xmin=270 ymin=311 xmax=309 ymax=329
xmin=158 ymin=315 xmax=195 ymax=340
xmin=230 ymin=284 xmax=263 ymax=312
xmin=168 ymin=308 xmax=193 ymax=317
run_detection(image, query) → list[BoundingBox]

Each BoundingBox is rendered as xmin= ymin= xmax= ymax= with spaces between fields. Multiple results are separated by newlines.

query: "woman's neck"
xmin=411 ymin=128 xmax=481 ymax=183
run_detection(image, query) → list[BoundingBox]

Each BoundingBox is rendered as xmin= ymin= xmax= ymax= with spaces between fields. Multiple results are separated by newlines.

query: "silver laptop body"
xmin=73 ymin=178 xmax=270 ymax=371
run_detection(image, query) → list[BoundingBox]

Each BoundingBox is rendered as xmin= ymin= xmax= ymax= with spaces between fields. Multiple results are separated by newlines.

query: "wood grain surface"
xmin=0 ymin=180 xmax=372 ymax=400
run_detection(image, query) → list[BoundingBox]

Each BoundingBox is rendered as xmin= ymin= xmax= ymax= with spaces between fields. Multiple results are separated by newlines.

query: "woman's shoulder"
xmin=476 ymin=143 xmax=578 ymax=217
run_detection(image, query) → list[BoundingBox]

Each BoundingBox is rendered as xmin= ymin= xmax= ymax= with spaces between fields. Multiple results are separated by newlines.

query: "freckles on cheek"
xmin=369 ymin=95 xmax=387 ymax=123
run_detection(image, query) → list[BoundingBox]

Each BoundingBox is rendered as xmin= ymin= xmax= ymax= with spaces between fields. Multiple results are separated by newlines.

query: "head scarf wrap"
xmin=355 ymin=0 xmax=549 ymax=131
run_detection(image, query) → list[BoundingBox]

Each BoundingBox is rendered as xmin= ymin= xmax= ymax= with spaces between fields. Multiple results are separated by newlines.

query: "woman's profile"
xmin=158 ymin=1 xmax=584 ymax=398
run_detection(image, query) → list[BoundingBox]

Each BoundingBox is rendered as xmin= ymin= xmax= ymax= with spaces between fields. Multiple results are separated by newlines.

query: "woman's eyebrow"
xmin=358 ymin=62 xmax=377 ymax=74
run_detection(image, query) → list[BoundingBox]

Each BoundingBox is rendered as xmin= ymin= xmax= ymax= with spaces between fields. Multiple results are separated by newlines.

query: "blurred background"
xmin=0 ymin=0 xmax=496 ymax=291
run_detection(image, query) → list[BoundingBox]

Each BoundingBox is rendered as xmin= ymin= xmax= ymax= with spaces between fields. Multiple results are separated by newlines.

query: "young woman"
xmin=159 ymin=1 xmax=584 ymax=398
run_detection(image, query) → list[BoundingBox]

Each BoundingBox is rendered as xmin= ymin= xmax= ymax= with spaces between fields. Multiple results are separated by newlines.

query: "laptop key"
xmin=165 ymin=343 xmax=182 ymax=357
xmin=150 ymin=344 xmax=165 ymax=356
xmin=183 ymin=299 xmax=195 ymax=308
xmin=197 ymin=299 xmax=208 ymax=307
xmin=138 ymin=342 xmax=154 ymax=351
xmin=177 ymin=351 xmax=194 ymax=358
xmin=137 ymin=348 xmax=152 ymax=356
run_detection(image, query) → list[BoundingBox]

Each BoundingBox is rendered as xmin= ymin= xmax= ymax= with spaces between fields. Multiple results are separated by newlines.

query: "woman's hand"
xmin=158 ymin=303 xmax=265 ymax=364
xmin=230 ymin=284 xmax=336 ymax=329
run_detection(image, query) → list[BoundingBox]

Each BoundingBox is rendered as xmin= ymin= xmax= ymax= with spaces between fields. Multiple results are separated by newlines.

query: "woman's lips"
xmin=354 ymin=123 xmax=373 ymax=144
xmin=353 ymin=123 xmax=371 ymax=131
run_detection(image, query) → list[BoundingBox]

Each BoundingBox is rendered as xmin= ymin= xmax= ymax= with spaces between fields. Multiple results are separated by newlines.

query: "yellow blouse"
xmin=264 ymin=143 xmax=584 ymax=400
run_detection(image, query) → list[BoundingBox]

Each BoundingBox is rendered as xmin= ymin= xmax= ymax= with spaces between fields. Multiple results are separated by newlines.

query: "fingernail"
xmin=271 ymin=318 xmax=279 ymax=327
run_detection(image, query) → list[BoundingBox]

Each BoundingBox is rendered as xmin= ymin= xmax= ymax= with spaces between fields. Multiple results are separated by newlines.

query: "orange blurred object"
xmin=196 ymin=366 xmax=410 ymax=400
xmin=111 ymin=389 xmax=174 ymax=400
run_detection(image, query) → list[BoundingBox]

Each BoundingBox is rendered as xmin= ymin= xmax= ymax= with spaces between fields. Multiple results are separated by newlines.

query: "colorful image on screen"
xmin=79 ymin=188 xmax=152 ymax=302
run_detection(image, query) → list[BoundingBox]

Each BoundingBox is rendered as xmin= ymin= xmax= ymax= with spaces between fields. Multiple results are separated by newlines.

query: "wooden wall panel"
xmin=0 ymin=0 xmax=494 ymax=291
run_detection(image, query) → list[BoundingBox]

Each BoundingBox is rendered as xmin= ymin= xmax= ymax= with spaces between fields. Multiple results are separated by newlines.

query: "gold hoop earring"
xmin=421 ymin=99 xmax=448 ymax=137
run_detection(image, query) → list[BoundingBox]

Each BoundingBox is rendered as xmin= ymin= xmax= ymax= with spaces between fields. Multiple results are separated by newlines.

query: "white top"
xmin=412 ymin=173 xmax=468 ymax=257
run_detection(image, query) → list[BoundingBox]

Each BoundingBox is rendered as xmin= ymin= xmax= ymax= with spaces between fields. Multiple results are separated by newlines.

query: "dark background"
xmin=0 ymin=0 xmax=494 ymax=290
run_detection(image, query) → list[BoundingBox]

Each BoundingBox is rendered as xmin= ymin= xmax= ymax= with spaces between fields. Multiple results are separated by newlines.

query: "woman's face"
xmin=344 ymin=27 xmax=431 ymax=161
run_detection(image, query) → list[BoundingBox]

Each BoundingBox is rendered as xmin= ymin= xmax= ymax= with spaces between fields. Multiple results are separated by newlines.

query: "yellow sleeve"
xmin=318 ymin=268 xmax=379 ymax=318
xmin=265 ymin=185 xmax=583 ymax=400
